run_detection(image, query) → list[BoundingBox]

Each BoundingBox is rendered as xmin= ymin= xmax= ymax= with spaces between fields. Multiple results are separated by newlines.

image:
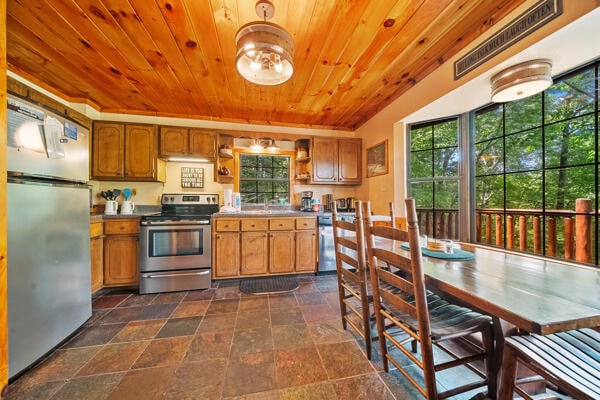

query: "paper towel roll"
xmin=224 ymin=189 xmax=233 ymax=207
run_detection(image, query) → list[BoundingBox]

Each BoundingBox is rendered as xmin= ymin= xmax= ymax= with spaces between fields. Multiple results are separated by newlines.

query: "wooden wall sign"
xmin=454 ymin=0 xmax=563 ymax=80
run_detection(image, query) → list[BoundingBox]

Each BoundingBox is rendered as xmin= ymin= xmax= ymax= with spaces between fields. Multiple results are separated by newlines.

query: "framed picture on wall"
xmin=367 ymin=139 xmax=389 ymax=177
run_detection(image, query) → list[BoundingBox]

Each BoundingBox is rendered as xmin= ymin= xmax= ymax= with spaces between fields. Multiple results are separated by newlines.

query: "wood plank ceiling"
xmin=6 ymin=0 xmax=527 ymax=130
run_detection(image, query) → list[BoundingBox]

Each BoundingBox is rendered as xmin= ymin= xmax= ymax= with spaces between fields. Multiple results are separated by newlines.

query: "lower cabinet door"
xmin=104 ymin=235 xmax=139 ymax=286
xmin=241 ymin=232 xmax=268 ymax=275
xmin=90 ymin=235 xmax=104 ymax=293
xmin=269 ymin=231 xmax=295 ymax=273
xmin=295 ymin=230 xmax=317 ymax=272
xmin=214 ymin=232 xmax=240 ymax=277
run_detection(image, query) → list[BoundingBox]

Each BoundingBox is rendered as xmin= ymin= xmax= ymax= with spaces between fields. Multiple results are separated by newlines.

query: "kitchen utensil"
xmin=106 ymin=190 xmax=113 ymax=200
xmin=100 ymin=191 xmax=108 ymax=200
xmin=123 ymin=188 xmax=132 ymax=201
xmin=113 ymin=189 xmax=121 ymax=199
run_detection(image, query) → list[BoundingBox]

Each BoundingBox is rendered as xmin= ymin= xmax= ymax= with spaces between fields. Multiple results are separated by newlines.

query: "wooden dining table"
xmin=380 ymin=240 xmax=600 ymax=398
xmin=414 ymin=243 xmax=600 ymax=335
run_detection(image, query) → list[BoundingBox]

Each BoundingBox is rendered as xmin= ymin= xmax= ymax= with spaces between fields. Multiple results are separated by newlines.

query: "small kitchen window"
xmin=239 ymin=154 xmax=290 ymax=204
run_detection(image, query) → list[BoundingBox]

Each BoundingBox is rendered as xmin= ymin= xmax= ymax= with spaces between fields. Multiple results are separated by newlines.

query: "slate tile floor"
xmin=6 ymin=274 xmax=485 ymax=400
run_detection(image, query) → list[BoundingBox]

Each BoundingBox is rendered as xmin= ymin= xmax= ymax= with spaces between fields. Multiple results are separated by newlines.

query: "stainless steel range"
xmin=139 ymin=193 xmax=219 ymax=294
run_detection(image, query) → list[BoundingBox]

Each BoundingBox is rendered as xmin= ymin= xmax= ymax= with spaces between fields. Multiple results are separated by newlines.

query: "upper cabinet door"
xmin=160 ymin=127 xmax=188 ymax=156
xmin=189 ymin=129 xmax=216 ymax=159
xmin=312 ymin=137 xmax=338 ymax=183
xmin=125 ymin=124 xmax=157 ymax=179
xmin=92 ymin=122 xmax=124 ymax=179
xmin=338 ymin=138 xmax=362 ymax=184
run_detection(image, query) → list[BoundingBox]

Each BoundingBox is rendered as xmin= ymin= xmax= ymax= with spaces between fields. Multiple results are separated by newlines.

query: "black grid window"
xmin=408 ymin=117 xmax=461 ymax=239
xmin=239 ymin=154 xmax=290 ymax=204
xmin=473 ymin=63 xmax=598 ymax=265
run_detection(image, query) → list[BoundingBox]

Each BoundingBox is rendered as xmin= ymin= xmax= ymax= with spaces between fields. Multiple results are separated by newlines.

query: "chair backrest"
xmin=389 ymin=201 xmax=396 ymax=228
xmin=332 ymin=201 xmax=367 ymax=276
xmin=362 ymin=198 xmax=432 ymax=339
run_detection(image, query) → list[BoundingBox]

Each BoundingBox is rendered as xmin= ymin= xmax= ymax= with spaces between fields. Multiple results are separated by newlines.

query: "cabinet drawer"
xmin=215 ymin=219 xmax=239 ymax=232
xmin=269 ymin=218 xmax=295 ymax=230
xmin=104 ymin=219 xmax=140 ymax=235
xmin=90 ymin=220 xmax=104 ymax=238
xmin=295 ymin=218 xmax=316 ymax=230
xmin=241 ymin=218 xmax=268 ymax=231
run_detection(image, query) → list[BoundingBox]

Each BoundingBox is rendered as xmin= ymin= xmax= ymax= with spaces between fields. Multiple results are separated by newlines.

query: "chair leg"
xmin=361 ymin=289 xmax=372 ymax=359
xmin=482 ymin=324 xmax=496 ymax=398
xmin=498 ymin=344 xmax=518 ymax=400
xmin=336 ymin=274 xmax=347 ymax=330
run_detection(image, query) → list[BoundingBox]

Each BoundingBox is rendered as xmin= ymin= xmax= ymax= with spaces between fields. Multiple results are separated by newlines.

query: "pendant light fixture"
xmin=491 ymin=59 xmax=553 ymax=103
xmin=235 ymin=0 xmax=294 ymax=85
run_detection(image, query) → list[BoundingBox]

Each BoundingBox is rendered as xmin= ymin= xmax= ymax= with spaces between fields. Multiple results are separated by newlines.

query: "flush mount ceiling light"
xmin=235 ymin=0 xmax=294 ymax=85
xmin=491 ymin=59 xmax=553 ymax=103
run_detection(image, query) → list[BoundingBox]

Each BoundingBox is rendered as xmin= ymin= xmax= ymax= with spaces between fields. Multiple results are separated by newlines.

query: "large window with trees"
xmin=474 ymin=64 xmax=598 ymax=265
xmin=239 ymin=154 xmax=290 ymax=204
xmin=408 ymin=61 xmax=599 ymax=266
xmin=408 ymin=118 xmax=461 ymax=240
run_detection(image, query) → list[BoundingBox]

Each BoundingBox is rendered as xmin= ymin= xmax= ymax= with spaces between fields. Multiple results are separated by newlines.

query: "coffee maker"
xmin=301 ymin=191 xmax=313 ymax=212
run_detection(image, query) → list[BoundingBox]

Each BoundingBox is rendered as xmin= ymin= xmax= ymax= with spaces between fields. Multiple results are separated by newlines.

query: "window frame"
xmin=234 ymin=149 xmax=294 ymax=204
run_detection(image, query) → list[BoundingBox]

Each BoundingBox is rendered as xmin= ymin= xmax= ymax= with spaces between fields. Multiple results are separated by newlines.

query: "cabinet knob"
xmin=251 ymin=224 xmax=255 ymax=227
xmin=279 ymin=223 xmax=283 ymax=226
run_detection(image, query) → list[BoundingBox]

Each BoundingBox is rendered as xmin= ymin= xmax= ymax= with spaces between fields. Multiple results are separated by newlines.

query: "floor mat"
xmin=239 ymin=276 xmax=300 ymax=295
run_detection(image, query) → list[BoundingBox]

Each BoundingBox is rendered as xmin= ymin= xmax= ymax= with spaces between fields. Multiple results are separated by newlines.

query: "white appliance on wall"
xmin=7 ymin=95 xmax=91 ymax=379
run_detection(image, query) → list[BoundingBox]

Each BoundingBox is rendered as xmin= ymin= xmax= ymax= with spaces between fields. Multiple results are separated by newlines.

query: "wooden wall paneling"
xmin=45 ymin=0 xmax=168 ymax=111
xmin=156 ymin=0 xmax=225 ymax=117
xmin=1 ymin=0 xmax=8 ymax=393
xmin=98 ymin=0 xmax=192 ymax=114
xmin=7 ymin=3 xmax=139 ymax=104
xmin=124 ymin=0 xmax=213 ymax=115
xmin=333 ymin=0 xmax=525 ymax=128
xmin=6 ymin=17 xmax=118 ymax=101
xmin=6 ymin=0 xmax=532 ymax=129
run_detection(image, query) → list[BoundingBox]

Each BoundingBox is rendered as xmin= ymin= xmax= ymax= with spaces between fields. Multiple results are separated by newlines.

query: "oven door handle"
xmin=145 ymin=270 xmax=211 ymax=279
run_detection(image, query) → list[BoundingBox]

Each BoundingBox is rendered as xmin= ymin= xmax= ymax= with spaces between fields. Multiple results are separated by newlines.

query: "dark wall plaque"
xmin=454 ymin=0 xmax=563 ymax=80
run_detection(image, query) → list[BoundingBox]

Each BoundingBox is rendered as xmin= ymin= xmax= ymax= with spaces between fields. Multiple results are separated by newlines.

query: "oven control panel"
xmin=161 ymin=193 xmax=219 ymax=205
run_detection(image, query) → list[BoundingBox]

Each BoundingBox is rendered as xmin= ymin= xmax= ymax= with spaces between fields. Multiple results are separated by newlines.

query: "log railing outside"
xmin=417 ymin=198 xmax=596 ymax=265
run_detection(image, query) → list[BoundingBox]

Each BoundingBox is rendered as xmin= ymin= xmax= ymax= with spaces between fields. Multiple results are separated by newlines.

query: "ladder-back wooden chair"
xmin=332 ymin=201 xmax=375 ymax=359
xmin=499 ymin=328 xmax=600 ymax=400
xmin=363 ymin=198 xmax=495 ymax=399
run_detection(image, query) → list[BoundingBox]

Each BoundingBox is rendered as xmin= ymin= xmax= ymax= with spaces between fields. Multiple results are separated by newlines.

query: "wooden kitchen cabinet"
xmin=295 ymin=217 xmax=317 ymax=272
xmin=103 ymin=219 xmax=139 ymax=287
xmin=295 ymin=230 xmax=317 ymax=272
xmin=159 ymin=127 xmax=216 ymax=159
xmin=269 ymin=231 xmax=295 ymax=273
xmin=240 ymin=218 xmax=268 ymax=275
xmin=241 ymin=231 xmax=269 ymax=275
xmin=90 ymin=220 xmax=104 ymax=294
xmin=92 ymin=122 xmax=166 ymax=181
xmin=213 ymin=218 xmax=240 ymax=278
xmin=92 ymin=122 xmax=124 ymax=179
xmin=213 ymin=216 xmax=318 ymax=279
xmin=338 ymin=138 xmax=362 ymax=184
xmin=311 ymin=137 xmax=362 ymax=185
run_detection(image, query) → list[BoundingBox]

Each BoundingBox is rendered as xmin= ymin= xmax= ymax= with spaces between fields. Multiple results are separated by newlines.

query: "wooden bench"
xmin=499 ymin=328 xmax=600 ymax=400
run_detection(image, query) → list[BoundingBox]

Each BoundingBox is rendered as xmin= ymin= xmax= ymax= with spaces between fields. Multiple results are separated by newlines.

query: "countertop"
xmin=90 ymin=205 xmax=161 ymax=220
xmin=212 ymin=210 xmax=318 ymax=218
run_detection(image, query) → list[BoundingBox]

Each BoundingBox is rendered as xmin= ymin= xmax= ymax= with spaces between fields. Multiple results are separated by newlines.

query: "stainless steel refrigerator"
xmin=7 ymin=96 xmax=91 ymax=378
